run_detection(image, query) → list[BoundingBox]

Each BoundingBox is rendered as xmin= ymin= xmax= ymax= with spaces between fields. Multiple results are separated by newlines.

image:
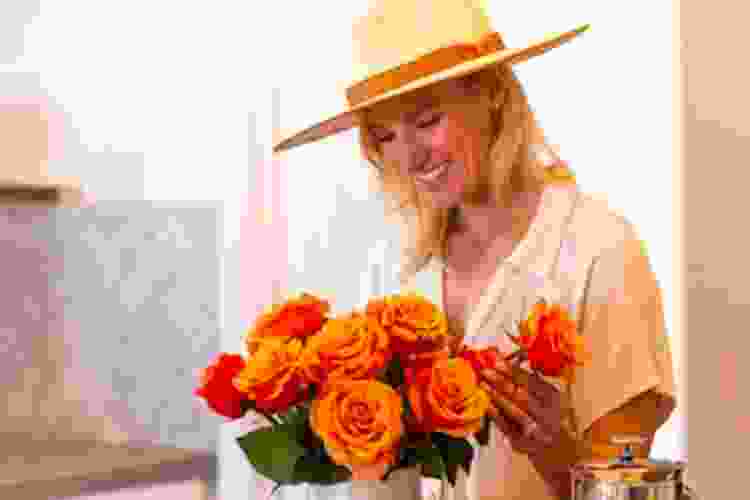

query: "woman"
xmin=273 ymin=1 xmax=677 ymax=499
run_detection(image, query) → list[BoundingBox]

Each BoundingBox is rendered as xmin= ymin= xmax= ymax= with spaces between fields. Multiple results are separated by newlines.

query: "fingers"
xmin=480 ymin=381 xmax=537 ymax=438
xmin=486 ymin=404 xmax=518 ymax=437
xmin=492 ymin=356 xmax=514 ymax=377
xmin=481 ymin=369 xmax=542 ymax=419
xmin=486 ymin=363 xmax=559 ymax=403
xmin=482 ymin=368 xmax=517 ymax=398
xmin=484 ymin=394 xmax=555 ymax=454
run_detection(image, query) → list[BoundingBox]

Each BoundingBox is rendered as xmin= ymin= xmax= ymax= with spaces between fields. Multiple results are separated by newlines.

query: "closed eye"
xmin=373 ymin=132 xmax=395 ymax=144
xmin=371 ymin=113 xmax=443 ymax=144
xmin=417 ymin=114 xmax=442 ymax=128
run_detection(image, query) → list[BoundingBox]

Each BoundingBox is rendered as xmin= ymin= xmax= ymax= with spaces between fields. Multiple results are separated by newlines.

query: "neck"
xmin=452 ymin=186 xmax=543 ymax=249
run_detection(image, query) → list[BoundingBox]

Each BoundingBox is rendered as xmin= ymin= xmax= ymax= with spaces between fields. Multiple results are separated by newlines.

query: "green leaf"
xmin=383 ymin=356 xmax=405 ymax=387
xmin=432 ymin=432 xmax=474 ymax=485
xmin=416 ymin=445 xmax=446 ymax=482
xmin=293 ymin=452 xmax=351 ymax=485
xmin=278 ymin=405 xmax=309 ymax=442
xmin=236 ymin=425 xmax=306 ymax=484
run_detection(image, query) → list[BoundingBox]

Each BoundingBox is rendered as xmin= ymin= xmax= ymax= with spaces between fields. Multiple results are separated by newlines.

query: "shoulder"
xmin=560 ymin=189 xmax=657 ymax=305
xmin=565 ymin=189 xmax=641 ymax=259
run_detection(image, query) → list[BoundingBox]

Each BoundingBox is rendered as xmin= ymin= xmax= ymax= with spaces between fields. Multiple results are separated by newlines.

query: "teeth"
xmin=417 ymin=163 xmax=447 ymax=182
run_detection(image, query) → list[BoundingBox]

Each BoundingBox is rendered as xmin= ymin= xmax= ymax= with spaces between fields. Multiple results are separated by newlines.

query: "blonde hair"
xmin=358 ymin=65 xmax=556 ymax=285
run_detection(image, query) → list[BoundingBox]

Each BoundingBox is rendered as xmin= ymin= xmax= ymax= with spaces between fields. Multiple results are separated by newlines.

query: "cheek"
xmin=429 ymin=122 xmax=465 ymax=162
xmin=430 ymin=122 xmax=474 ymax=179
xmin=427 ymin=122 xmax=458 ymax=157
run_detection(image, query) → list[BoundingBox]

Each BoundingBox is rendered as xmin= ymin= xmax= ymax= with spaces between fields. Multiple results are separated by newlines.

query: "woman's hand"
xmin=479 ymin=360 xmax=567 ymax=457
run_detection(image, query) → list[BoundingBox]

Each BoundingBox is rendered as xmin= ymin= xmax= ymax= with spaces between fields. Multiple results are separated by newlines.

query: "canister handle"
xmin=609 ymin=435 xmax=648 ymax=465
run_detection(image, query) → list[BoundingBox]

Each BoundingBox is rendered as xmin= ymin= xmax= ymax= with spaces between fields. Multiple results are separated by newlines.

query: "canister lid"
xmin=572 ymin=435 xmax=686 ymax=483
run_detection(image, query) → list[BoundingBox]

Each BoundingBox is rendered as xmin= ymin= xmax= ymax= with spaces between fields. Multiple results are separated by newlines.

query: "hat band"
xmin=346 ymin=32 xmax=505 ymax=108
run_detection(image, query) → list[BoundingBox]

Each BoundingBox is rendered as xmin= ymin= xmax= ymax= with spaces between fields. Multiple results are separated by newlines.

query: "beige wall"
xmin=682 ymin=0 xmax=750 ymax=495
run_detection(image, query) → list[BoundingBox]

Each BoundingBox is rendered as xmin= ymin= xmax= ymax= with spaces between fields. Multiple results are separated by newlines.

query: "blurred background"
xmin=1 ymin=0 xmax=746 ymax=499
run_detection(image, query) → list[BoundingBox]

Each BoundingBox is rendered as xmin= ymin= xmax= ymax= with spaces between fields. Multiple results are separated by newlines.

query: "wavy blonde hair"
xmin=358 ymin=65 xmax=556 ymax=285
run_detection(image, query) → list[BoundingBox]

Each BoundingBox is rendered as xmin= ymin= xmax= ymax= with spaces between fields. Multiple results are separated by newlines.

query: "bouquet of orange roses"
xmin=195 ymin=292 xmax=586 ymax=494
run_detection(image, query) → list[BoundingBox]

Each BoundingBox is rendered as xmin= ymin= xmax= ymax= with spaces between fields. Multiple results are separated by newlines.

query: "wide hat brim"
xmin=273 ymin=23 xmax=590 ymax=154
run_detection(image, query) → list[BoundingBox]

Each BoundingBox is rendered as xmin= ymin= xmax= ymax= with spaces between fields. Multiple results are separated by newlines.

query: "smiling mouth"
xmin=414 ymin=163 xmax=449 ymax=183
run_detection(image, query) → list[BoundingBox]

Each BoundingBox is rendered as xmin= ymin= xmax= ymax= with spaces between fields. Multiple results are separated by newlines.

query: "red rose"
xmin=457 ymin=345 xmax=503 ymax=375
xmin=402 ymin=347 xmax=451 ymax=386
xmin=195 ymin=353 xmax=248 ymax=419
xmin=248 ymin=293 xmax=330 ymax=341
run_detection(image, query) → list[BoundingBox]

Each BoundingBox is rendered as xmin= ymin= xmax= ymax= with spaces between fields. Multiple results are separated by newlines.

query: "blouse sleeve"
xmin=569 ymin=221 xmax=677 ymax=440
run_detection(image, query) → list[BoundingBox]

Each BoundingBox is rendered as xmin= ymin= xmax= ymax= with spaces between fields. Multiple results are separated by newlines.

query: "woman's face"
xmin=366 ymin=76 xmax=493 ymax=210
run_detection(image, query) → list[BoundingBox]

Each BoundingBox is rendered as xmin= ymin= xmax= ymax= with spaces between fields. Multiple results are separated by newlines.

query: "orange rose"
xmin=407 ymin=357 xmax=491 ymax=438
xmin=301 ymin=312 xmax=391 ymax=385
xmin=247 ymin=293 xmax=330 ymax=343
xmin=233 ymin=337 xmax=307 ymax=413
xmin=366 ymin=293 xmax=449 ymax=358
xmin=512 ymin=299 xmax=587 ymax=380
xmin=310 ymin=379 xmax=403 ymax=479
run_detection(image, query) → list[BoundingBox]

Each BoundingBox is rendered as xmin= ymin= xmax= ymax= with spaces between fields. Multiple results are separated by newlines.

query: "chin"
xmin=421 ymin=191 xmax=462 ymax=211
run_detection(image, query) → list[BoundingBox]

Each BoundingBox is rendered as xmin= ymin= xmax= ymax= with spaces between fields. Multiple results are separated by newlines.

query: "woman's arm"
xmin=529 ymin=221 xmax=677 ymax=499
xmin=582 ymin=388 xmax=675 ymax=459
xmin=526 ymin=389 xmax=675 ymax=500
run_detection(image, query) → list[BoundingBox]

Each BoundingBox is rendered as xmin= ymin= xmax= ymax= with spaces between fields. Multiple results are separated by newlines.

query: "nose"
xmin=394 ymin=130 xmax=429 ymax=175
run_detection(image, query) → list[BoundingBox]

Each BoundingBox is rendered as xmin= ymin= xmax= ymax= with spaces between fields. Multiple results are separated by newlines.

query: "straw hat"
xmin=0 ymin=99 xmax=82 ymax=206
xmin=273 ymin=0 xmax=589 ymax=154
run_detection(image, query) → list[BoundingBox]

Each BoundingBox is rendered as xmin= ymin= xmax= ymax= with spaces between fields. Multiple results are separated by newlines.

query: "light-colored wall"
xmin=682 ymin=0 xmax=750 ymax=495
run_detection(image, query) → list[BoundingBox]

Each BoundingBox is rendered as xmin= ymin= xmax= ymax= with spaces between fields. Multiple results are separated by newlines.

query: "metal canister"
xmin=571 ymin=435 xmax=699 ymax=500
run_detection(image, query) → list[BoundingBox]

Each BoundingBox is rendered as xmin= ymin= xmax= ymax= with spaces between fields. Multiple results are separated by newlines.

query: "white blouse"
xmin=401 ymin=182 xmax=677 ymax=500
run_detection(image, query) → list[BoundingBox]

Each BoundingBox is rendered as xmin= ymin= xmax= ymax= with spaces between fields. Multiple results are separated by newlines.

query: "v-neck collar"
xmin=430 ymin=182 xmax=580 ymax=340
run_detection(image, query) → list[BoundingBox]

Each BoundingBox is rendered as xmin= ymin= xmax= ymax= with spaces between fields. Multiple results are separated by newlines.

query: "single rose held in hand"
xmin=194 ymin=292 xmax=588 ymax=493
xmin=507 ymin=299 xmax=589 ymax=383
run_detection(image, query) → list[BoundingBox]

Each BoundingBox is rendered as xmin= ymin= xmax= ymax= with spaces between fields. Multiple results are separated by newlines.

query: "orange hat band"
xmin=345 ymin=32 xmax=505 ymax=108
